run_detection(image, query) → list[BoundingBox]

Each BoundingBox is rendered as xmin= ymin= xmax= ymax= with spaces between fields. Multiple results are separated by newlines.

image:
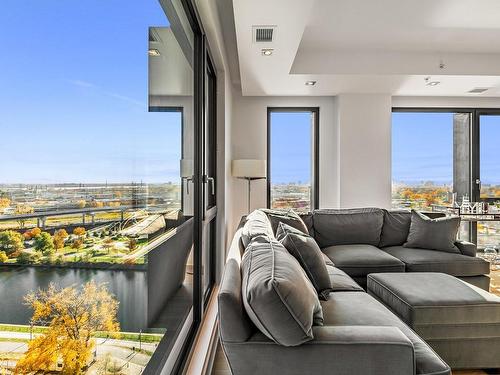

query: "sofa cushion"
xmin=326 ymin=263 xmax=365 ymax=292
xmin=241 ymin=210 xmax=274 ymax=248
xmin=312 ymin=208 xmax=384 ymax=247
xmin=404 ymin=210 xmax=460 ymax=253
xmin=379 ymin=210 xmax=411 ymax=247
xmin=320 ymin=291 xmax=451 ymax=375
xmin=322 ymin=244 xmax=405 ymax=277
xmin=382 ymin=246 xmax=490 ymax=276
xmin=276 ymin=223 xmax=332 ymax=299
xmin=261 ymin=208 xmax=308 ymax=236
xmin=241 ymin=238 xmax=323 ymax=347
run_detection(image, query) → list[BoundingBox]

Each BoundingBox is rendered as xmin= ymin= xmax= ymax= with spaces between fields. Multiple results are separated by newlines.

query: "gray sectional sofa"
xmin=301 ymin=208 xmax=490 ymax=290
xmin=218 ymin=208 xmax=495 ymax=375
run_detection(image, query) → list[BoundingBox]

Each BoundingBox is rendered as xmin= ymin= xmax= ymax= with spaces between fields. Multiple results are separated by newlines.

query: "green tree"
xmin=34 ymin=232 xmax=55 ymax=255
xmin=0 ymin=230 xmax=24 ymax=255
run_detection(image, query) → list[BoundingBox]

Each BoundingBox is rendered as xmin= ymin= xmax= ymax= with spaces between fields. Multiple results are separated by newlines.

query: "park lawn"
xmin=0 ymin=324 xmax=163 ymax=343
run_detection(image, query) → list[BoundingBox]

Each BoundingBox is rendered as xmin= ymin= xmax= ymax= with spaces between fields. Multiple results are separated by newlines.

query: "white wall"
xmin=336 ymin=94 xmax=392 ymax=208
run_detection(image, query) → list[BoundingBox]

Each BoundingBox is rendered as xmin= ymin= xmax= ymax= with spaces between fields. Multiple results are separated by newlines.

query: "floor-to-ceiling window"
xmin=392 ymin=111 xmax=457 ymax=210
xmin=0 ymin=1 xmax=214 ymax=373
xmin=392 ymin=108 xmax=500 ymax=248
xmin=267 ymin=108 xmax=319 ymax=212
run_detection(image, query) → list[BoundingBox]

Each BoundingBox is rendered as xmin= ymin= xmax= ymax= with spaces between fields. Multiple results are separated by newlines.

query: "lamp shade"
xmin=232 ymin=159 xmax=266 ymax=178
xmin=180 ymin=159 xmax=193 ymax=178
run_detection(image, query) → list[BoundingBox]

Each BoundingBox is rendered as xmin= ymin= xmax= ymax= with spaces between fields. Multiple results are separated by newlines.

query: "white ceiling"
xmin=232 ymin=0 xmax=500 ymax=96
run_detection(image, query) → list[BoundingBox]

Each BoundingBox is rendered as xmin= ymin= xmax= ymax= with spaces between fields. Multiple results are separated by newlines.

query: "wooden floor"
xmin=212 ymin=269 xmax=500 ymax=375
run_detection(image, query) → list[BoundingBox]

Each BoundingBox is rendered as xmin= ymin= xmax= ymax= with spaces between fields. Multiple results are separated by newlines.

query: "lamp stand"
xmin=241 ymin=177 xmax=265 ymax=214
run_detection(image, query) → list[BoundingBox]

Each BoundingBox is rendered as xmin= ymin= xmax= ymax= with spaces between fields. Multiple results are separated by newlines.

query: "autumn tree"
xmin=15 ymin=282 xmax=120 ymax=375
xmin=15 ymin=204 xmax=35 ymax=228
xmin=102 ymin=238 xmax=114 ymax=254
xmin=0 ymin=230 xmax=24 ymax=255
xmin=73 ymin=227 xmax=86 ymax=237
xmin=0 ymin=251 xmax=8 ymax=263
xmin=23 ymin=227 xmax=41 ymax=240
xmin=76 ymin=200 xmax=87 ymax=209
xmin=34 ymin=232 xmax=55 ymax=255
xmin=128 ymin=238 xmax=137 ymax=252
xmin=53 ymin=229 xmax=69 ymax=250
xmin=0 ymin=197 xmax=10 ymax=210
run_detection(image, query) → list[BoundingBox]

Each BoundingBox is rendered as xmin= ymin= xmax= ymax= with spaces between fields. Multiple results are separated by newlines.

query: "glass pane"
xmin=270 ymin=111 xmax=314 ymax=212
xmin=478 ymin=115 xmax=500 ymax=248
xmin=0 ymin=0 xmax=194 ymax=373
xmin=392 ymin=112 xmax=455 ymax=210
xmin=480 ymin=115 xmax=500 ymax=199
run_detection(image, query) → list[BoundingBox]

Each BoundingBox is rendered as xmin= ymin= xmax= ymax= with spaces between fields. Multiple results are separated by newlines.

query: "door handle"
xmin=203 ymin=175 xmax=215 ymax=195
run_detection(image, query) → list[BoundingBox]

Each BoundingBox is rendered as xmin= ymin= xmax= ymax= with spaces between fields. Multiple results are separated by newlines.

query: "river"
xmin=0 ymin=266 xmax=148 ymax=332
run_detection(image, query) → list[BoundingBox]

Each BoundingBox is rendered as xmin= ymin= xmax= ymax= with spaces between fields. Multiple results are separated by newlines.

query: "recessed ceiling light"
xmin=305 ymin=80 xmax=317 ymax=86
xmin=148 ymin=49 xmax=161 ymax=56
xmin=261 ymin=48 xmax=274 ymax=56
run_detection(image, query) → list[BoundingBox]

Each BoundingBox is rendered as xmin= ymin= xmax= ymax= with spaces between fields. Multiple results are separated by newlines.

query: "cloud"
xmin=68 ymin=79 xmax=96 ymax=88
xmin=67 ymin=79 xmax=145 ymax=108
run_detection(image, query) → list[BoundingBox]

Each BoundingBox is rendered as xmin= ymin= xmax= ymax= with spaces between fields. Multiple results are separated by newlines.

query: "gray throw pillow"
xmin=261 ymin=208 xmax=309 ymax=236
xmin=404 ymin=210 xmax=461 ymax=253
xmin=379 ymin=210 xmax=411 ymax=248
xmin=276 ymin=223 xmax=332 ymax=300
xmin=241 ymin=237 xmax=324 ymax=346
xmin=241 ymin=210 xmax=274 ymax=248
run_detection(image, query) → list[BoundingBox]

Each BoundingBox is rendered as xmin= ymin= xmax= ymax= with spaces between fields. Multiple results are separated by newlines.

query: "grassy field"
xmin=0 ymin=324 xmax=163 ymax=343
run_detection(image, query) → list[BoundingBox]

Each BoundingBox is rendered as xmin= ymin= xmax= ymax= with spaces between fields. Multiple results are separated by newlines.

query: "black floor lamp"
xmin=232 ymin=159 xmax=267 ymax=214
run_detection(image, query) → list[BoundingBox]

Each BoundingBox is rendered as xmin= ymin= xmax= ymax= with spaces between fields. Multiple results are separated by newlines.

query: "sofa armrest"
xmin=223 ymin=326 xmax=416 ymax=375
xmin=455 ymin=240 xmax=477 ymax=257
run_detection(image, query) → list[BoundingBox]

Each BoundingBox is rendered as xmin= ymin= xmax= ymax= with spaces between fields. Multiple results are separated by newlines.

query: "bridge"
xmin=0 ymin=205 xmax=148 ymax=228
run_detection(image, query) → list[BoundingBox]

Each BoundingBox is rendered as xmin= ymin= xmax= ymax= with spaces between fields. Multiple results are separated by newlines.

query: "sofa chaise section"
xmin=382 ymin=246 xmax=490 ymax=290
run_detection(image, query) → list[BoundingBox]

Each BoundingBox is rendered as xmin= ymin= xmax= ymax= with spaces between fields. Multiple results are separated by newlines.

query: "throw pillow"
xmin=241 ymin=237 xmax=324 ymax=346
xmin=261 ymin=208 xmax=309 ymax=236
xmin=404 ymin=210 xmax=461 ymax=253
xmin=241 ymin=210 xmax=274 ymax=248
xmin=379 ymin=210 xmax=411 ymax=248
xmin=276 ymin=223 xmax=332 ymax=300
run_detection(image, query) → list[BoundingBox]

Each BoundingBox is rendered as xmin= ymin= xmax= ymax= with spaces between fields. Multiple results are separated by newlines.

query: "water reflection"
xmin=0 ymin=266 xmax=147 ymax=332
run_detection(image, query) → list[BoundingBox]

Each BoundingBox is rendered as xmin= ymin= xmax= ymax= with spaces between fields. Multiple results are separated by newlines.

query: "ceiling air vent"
xmin=468 ymin=88 xmax=489 ymax=94
xmin=253 ymin=26 xmax=276 ymax=43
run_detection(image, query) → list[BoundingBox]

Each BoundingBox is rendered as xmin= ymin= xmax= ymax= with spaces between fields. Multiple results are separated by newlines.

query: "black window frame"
xmin=267 ymin=107 xmax=320 ymax=211
xmin=144 ymin=0 xmax=217 ymax=374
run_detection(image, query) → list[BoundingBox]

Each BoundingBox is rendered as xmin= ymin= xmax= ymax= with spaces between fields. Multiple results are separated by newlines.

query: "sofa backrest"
xmin=218 ymin=224 xmax=254 ymax=343
xmin=312 ymin=208 xmax=384 ymax=248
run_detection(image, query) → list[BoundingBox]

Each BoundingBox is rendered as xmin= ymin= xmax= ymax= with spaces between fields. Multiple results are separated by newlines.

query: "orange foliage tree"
xmin=15 ymin=282 xmax=120 ymax=375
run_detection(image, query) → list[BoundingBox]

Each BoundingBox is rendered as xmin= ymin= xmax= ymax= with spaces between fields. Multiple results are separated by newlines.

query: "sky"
xmin=0 ymin=0 xmax=182 ymax=184
xmin=393 ymin=112 xmax=500 ymax=186
xmin=271 ymin=112 xmax=313 ymax=184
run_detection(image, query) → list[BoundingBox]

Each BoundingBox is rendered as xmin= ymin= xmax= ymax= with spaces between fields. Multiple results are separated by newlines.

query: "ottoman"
xmin=367 ymin=272 xmax=500 ymax=370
